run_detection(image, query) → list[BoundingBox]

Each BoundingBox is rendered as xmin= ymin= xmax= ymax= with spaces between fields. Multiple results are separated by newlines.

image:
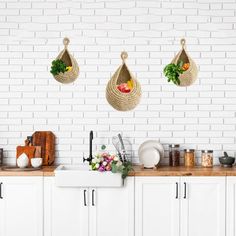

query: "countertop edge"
xmin=1 ymin=165 xmax=236 ymax=177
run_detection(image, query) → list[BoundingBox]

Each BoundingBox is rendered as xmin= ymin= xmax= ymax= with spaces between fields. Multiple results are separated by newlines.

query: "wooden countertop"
xmin=0 ymin=166 xmax=56 ymax=176
xmin=129 ymin=165 xmax=236 ymax=176
xmin=1 ymin=165 xmax=236 ymax=177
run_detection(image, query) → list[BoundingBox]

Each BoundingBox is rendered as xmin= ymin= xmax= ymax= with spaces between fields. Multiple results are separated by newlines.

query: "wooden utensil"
xmin=32 ymin=131 xmax=55 ymax=166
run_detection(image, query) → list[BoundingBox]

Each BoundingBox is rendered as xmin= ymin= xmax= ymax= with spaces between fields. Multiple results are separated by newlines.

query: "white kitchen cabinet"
xmin=44 ymin=177 xmax=88 ymax=236
xmin=90 ymin=177 xmax=134 ymax=236
xmin=44 ymin=177 xmax=134 ymax=236
xmin=135 ymin=177 xmax=180 ymax=236
xmin=226 ymin=177 xmax=236 ymax=236
xmin=135 ymin=176 xmax=225 ymax=236
xmin=0 ymin=176 xmax=43 ymax=236
xmin=181 ymin=177 xmax=225 ymax=236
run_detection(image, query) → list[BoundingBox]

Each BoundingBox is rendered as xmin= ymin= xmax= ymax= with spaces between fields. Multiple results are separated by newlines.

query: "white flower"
xmin=116 ymin=160 xmax=123 ymax=167
xmin=102 ymin=161 xmax=107 ymax=166
xmin=92 ymin=158 xmax=97 ymax=164
xmin=114 ymin=156 xmax=119 ymax=161
xmin=95 ymin=163 xmax=100 ymax=169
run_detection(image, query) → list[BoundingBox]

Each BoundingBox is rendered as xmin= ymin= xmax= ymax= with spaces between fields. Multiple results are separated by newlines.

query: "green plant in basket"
xmin=50 ymin=59 xmax=68 ymax=76
xmin=163 ymin=61 xmax=184 ymax=85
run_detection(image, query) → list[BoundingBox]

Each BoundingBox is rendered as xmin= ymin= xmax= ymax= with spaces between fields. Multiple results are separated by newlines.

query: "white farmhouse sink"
xmin=54 ymin=164 xmax=123 ymax=187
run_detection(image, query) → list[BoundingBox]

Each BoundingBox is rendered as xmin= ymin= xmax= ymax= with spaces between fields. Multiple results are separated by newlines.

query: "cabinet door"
xmin=226 ymin=177 xmax=236 ymax=236
xmin=135 ymin=177 xmax=180 ymax=236
xmin=181 ymin=177 xmax=225 ymax=236
xmin=44 ymin=177 xmax=88 ymax=236
xmin=0 ymin=176 xmax=43 ymax=236
xmin=90 ymin=177 xmax=134 ymax=236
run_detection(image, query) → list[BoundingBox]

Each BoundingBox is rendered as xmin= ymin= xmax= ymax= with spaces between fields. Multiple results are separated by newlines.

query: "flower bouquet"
xmin=90 ymin=150 xmax=132 ymax=180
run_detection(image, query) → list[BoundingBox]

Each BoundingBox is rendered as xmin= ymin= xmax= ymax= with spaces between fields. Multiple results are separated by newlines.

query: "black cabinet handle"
xmin=175 ymin=182 xmax=178 ymax=199
xmin=184 ymin=182 xmax=187 ymax=199
xmin=0 ymin=182 xmax=2 ymax=199
xmin=83 ymin=189 xmax=87 ymax=206
xmin=92 ymin=189 xmax=95 ymax=206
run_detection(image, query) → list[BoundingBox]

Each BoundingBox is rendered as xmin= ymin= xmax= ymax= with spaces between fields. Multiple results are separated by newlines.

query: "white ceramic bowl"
xmin=31 ymin=158 xmax=43 ymax=168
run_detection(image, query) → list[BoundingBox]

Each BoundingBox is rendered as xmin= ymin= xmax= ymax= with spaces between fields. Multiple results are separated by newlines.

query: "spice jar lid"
xmin=169 ymin=144 xmax=180 ymax=148
xmin=184 ymin=149 xmax=195 ymax=152
xmin=201 ymin=150 xmax=213 ymax=153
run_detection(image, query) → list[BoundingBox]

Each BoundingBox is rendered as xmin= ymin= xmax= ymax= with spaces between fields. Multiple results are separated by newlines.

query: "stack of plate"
xmin=138 ymin=140 xmax=164 ymax=168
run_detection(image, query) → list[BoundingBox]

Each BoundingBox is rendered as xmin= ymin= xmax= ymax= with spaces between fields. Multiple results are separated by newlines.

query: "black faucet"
xmin=83 ymin=131 xmax=93 ymax=164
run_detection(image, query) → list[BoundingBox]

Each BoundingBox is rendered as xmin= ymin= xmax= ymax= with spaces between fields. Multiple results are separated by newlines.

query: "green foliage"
xmin=111 ymin=160 xmax=133 ymax=180
xmin=163 ymin=61 xmax=184 ymax=85
xmin=50 ymin=59 xmax=68 ymax=76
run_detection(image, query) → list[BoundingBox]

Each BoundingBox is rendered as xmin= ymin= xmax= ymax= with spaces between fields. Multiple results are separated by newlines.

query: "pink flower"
xmin=102 ymin=152 xmax=109 ymax=158
xmin=98 ymin=165 xmax=105 ymax=172
xmin=105 ymin=164 xmax=112 ymax=171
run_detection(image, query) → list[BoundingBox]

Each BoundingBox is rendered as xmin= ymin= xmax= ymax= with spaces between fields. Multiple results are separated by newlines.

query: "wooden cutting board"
xmin=32 ymin=131 xmax=55 ymax=166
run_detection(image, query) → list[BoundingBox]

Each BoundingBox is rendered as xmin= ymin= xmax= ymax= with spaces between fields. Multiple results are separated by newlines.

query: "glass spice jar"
xmin=201 ymin=150 xmax=213 ymax=167
xmin=169 ymin=144 xmax=180 ymax=167
xmin=0 ymin=148 xmax=3 ymax=166
xmin=184 ymin=149 xmax=195 ymax=167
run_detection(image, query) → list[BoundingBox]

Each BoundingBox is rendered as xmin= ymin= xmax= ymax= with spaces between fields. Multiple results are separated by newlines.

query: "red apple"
xmin=117 ymin=83 xmax=131 ymax=93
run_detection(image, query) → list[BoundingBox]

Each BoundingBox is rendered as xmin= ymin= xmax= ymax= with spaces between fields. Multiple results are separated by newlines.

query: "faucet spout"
xmin=89 ymin=130 xmax=93 ymax=160
xmin=83 ymin=130 xmax=94 ymax=164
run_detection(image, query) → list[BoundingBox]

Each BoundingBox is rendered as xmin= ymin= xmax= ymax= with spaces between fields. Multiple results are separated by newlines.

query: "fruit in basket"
xmin=66 ymin=66 xmax=72 ymax=72
xmin=117 ymin=83 xmax=131 ymax=93
xmin=182 ymin=63 xmax=190 ymax=71
xmin=127 ymin=79 xmax=133 ymax=89
xmin=117 ymin=79 xmax=133 ymax=93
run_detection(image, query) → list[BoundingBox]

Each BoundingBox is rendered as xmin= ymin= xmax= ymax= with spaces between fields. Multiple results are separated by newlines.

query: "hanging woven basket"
xmin=52 ymin=37 xmax=79 ymax=84
xmin=172 ymin=39 xmax=198 ymax=87
xmin=106 ymin=52 xmax=141 ymax=111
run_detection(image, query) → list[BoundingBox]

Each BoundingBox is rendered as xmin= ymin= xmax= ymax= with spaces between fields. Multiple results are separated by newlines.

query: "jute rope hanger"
xmin=63 ymin=37 xmax=70 ymax=49
xmin=171 ymin=38 xmax=198 ymax=87
xmin=52 ymin=37 xmax=79 ymax=84
xmin=106 ymin=51 xmax=141 ymax=112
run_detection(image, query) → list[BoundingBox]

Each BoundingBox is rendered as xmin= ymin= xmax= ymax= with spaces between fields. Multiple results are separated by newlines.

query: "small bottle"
xmin=0 ymin=148 xmax=3 ymax=166
xmin=169 ymin=144 xmax=180 ymax=167
xmin=184 ymin=149 xmax=195 ymax=167
xmin=201 ymin=150 xmax=213 ymax=167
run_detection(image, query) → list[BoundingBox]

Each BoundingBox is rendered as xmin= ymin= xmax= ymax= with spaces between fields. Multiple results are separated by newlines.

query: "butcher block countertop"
xmin=130 ymin=165 xmax=236 ymax=176
xmin=0 ymin=166 xmax=56 ymax=176
xmin=1 ymin=165 xmax=236 ymax=176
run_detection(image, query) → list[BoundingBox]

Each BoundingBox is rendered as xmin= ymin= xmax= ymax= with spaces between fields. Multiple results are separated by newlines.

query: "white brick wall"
xmin=1 ymin=0 xmax=236 ymax=165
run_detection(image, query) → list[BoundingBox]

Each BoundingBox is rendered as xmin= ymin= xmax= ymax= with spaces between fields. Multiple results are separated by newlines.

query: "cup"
xmin=31 ymin=158 xmax=43 ymax=168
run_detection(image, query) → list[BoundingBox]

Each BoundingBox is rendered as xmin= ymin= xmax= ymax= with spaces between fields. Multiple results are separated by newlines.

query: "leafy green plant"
xmin=50 ymin=59 xmax=68 ymax=76
xmin=111 ymin=160 xmax=133 ymax=180
xmin=163 ymin=61 xmax=184 ymax=85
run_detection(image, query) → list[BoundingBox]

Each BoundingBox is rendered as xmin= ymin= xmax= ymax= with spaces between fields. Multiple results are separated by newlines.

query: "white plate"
xmin=138 ymin=147 xmax=160 ymax=168
xmin=138 ymin=140 xmax=164 ymax=168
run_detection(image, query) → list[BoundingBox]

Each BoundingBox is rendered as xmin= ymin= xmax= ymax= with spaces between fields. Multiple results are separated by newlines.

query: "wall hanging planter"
xmin=106 ymin=51 xmax=141 ymax=111
xmin=164 ymin=39 xmax=198 ymax=87
xmin=50 ymin=37 xmax=79 ymax=84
